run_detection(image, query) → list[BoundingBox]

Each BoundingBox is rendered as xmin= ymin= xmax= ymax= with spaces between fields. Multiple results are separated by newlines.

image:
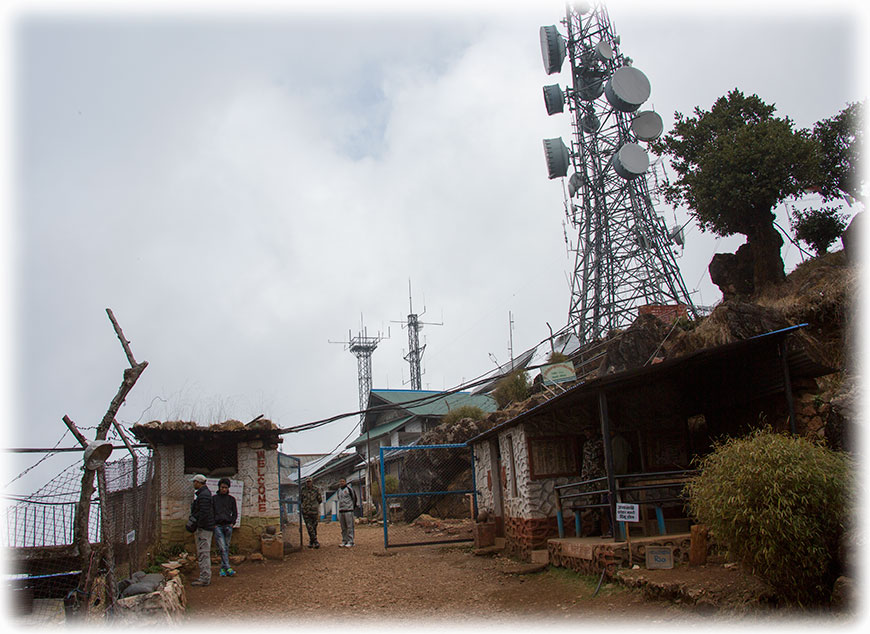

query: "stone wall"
xmin=154 ymin=441 xmax=280 ymax=553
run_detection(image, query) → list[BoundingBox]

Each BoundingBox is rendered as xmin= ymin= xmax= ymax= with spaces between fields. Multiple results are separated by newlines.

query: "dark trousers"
xmin=303 ymin=513 xmax=319 ymax=544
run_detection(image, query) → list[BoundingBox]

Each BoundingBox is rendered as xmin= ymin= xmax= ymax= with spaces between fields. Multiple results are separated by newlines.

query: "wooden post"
xmin=689 ymin=524 xmax=708 ymax=566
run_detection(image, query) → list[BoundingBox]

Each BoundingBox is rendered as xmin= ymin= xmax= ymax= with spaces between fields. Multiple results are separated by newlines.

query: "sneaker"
xmin=313 ymin=542 xmax=320 ymax=549
xmin=340 ymin=542 xmax=347 ymax=547
xmin=191 ymin=580 xmax=210 ymax=587
xmin=226 ymin=568 xmax=235 ymax=577
xmin=307 ymin=543 xmax=314 ymax=549
xmin=219 ymin=569 xmax=227 ymax=577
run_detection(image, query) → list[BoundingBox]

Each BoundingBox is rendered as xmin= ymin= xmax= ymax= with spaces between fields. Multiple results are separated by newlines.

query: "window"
xmin=527 ymin=436 xmax=580 ymax=479
xmin=184 ymin=440 xmax=238 ymax=475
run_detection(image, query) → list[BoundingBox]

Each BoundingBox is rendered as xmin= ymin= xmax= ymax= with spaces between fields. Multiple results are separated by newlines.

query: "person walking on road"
xmin=336 ymin=477 xmax=357 ymax=548
xmin=190 ymin=474 xmax=215 ymax=586
xmin=301 ymin=477 xmax=323 ymax=548
xmin=213 ymin=477 xmax=238 ymax=577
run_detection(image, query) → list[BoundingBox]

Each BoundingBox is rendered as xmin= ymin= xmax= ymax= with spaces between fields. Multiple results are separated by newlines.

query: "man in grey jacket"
xmin=336 ymin=478 xmax=357 ymax=547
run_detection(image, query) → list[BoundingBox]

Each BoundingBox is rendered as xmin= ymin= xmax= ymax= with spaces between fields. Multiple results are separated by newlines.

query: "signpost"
xmin=615 ymin=503 xmax=639 ymax=559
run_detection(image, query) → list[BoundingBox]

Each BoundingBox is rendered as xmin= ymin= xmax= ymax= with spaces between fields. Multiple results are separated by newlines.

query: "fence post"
xmin=379 ymin=447 xmax=388 ymax=549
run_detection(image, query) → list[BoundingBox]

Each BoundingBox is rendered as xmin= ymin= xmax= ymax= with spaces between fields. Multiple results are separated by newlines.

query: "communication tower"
xmin=330 ymin=320 xmax=387 ymax=421
xmin=392 ymin=282 xmax=442 ymax=390
xmin=539 ymin=0 xmax=697 ymax=342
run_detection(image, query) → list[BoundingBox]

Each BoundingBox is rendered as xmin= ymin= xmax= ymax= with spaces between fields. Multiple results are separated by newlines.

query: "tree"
xmin=809 ymin=100 xmax=865 ymax=202
xmin=791 ymin=205 xmax=849 ymax=255
xmin=651 ymin=89 xmax=816 ymax=292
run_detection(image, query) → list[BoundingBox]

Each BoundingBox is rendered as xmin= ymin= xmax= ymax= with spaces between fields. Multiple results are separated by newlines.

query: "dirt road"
xmin=183 ymin=521 xmax=705 ymax=626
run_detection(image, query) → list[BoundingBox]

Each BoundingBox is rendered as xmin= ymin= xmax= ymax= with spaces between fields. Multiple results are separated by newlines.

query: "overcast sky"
xmin=2 ymin=0 xmax=867 ymax=495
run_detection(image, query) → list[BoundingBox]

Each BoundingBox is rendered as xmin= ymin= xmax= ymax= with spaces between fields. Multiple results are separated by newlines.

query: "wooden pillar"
xmin=689 ymin=524 xmax=709 ymax=566
xmin=597 ymin=390 xmax=618 ymax=542
xmin=779 ymin=339 xmax=797 ymax=435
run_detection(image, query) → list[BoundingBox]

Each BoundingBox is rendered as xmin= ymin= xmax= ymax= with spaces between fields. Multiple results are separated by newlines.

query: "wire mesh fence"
xmin=278 ymin=452 xmax=303 ymax=551
xmin=4 ymin=448 xmax=156 ymax=622
xmin=379 ymin=444 xmax=477 ymax=548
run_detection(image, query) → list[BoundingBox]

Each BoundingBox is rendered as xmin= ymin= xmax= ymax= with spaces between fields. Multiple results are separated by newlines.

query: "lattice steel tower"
xmin=539 ymin=0 xmax=697 ymax=342
xmin=392 ymin=282 xmax=442 ymax=391
xmin=330 ymin=323 xmax=387 ymax=421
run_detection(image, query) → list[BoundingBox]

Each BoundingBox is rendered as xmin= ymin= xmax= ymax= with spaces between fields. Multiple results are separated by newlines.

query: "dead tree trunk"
xmin=66 ymin=309 xmax=147 ymax=610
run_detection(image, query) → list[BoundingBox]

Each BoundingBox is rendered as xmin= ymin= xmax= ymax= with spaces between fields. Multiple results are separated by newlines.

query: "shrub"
xmin=492 ymin=369 xmax=530 ymax=409
xmin=441 ymin=405 xmax=485 ymax=426
xmin=547 ymin=351 xmax=568 ymax=364
xmin=370 ymin=474 xmax=398 ymax=501
xmin=686 ymin=428 xmax=853 ymax=606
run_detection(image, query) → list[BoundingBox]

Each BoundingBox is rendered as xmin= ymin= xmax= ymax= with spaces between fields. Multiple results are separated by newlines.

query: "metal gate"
xmin=379 ymin=444 xmax=477 ymax=548
xmin=278 ymin=452 xmax=303 ymax=550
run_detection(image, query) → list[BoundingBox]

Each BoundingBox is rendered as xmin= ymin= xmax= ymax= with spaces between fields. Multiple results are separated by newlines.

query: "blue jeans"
xmin=214 ymin=525 xmax=233 ymax=570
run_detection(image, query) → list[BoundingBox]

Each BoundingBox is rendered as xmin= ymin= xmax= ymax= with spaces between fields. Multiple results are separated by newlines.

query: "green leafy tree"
xmin=809 ymin=100 xmax=864 ymax=202
xmin=791 ymin=205 xmax=849 ymax=255
xmin=651 ymin=89 xmax=816 ymax=291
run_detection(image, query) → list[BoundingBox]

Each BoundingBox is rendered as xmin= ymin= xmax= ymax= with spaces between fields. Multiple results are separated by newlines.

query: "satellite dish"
xmin=573 ymin=1 xmax=592 ymax=14
xmin=594 ymin=41 xmax=613 ymax=62
xmin=630 ymin=110 xmax=664 ymax=141
xmin=543 ymin=137 xmax=571 ymax=179
xmin=669 ymin=225 xmax=685 ymax=247
xmin=580 ymin=111 xmax=600 ymax=133
xmin=568 ymin=172 xmax=583 ymax=197
xmin=83 ymin=440 xmax=113 ymax=470
xmin=542 ymin=84 xmax=564 ymax=115
xmin=574 ymin=68 xmax=605 ymax=101
xmin=540 ymin=26 xmax=567 ymax=75
xmin=604 ymin=66 xmax=651 ymax=112
xmin=612 ymin=143 xmax=649 ymax=180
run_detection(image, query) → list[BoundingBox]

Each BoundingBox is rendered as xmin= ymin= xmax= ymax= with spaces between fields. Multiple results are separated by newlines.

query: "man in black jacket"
xmin=213 ymin=477 xmax=238 ymax=577
xmin=190 ymin=474 xmax=215 ymax=586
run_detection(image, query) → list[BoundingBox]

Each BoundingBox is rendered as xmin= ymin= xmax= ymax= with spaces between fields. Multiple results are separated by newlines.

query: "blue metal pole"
xmin=557 ymin=510 xmax=564 ymax=538
xmin=380 ymin=447 xmax=388 ymax=549
xmin=469 ymin=445 xmax=479 ymax=520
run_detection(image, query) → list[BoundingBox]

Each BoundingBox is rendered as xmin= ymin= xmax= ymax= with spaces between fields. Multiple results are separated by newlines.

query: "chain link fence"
xmin=5 ymin=448 xmax=156 ymax=622
xmin=278 ymin=452 xmax=303 ymax=551
xmin=379 ymin=444 xmax=477 ymax=548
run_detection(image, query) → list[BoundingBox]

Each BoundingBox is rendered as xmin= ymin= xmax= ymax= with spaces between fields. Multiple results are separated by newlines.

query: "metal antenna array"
xmin=330 ymin=319 xmax=388 ymax=421
xmin=539 ymin=0 xmax=697 ymax=342
xmin=391 ymin=281 xmax=442 ymax=391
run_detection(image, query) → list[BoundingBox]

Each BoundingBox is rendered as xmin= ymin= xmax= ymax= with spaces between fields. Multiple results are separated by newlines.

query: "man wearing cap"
xmin=190 ymin=474 xmax=215 ymax=586
xmin=336 ymin=477 xmax=357 ymax=548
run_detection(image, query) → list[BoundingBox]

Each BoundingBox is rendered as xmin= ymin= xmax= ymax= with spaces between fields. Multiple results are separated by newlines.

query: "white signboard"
xmin=541 ymin=362 xmax=577 ymax=386
xmin=615 ymin=503 xmax=639 ymax=523
xmin=126 ymin=530 xmax=136 ymax=545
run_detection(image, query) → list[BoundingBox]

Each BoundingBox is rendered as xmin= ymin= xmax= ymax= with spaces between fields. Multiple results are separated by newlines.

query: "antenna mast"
xmin=330 ymin=317 xmax=387 ymax=421
xmin=392 ymin=281 xmax=442 ymax=390
xmin=539 ymin=0 xmax=697 ymax=342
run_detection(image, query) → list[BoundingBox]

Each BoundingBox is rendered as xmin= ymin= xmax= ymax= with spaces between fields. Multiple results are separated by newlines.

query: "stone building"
xmin=468 ymin=325 xmax=835 ymax=560
xmin=131 ymin=418 xmax=282 ymax=553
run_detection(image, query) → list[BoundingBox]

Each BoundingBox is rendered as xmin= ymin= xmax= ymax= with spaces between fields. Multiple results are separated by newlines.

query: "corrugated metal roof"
xmin=468 ymin=324 xmax=832 ymax=444
xmin=368 ymin=389 xmax=498 ymax=417
xmin=348 ymin=415 xmax=413 ymax=447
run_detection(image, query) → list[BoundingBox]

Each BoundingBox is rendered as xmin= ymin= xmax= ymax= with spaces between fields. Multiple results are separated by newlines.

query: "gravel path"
xmin=183 ymin=521 xmax=699 ymax=626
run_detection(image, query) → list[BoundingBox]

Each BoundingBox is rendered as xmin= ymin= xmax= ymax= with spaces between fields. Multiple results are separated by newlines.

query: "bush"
xmin=546 ymin=351 xmax=568 ymax=364
xmin=441 ymin=405 xmax=485 ymax=426
xmin=492 ymin=369 xmax=530 ymax=408
xmin=792 ymin=205 xmax=848 ymax=255
xmin=686 ymin=428 xmax=853 ymax=606
xmin=370 ymin=474 xmax=398 ymax=501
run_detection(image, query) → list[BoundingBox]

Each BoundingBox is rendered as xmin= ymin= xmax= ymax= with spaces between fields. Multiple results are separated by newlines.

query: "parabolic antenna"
xmin=630 ymin=110 xmax=664 ymax=141
xmin=575 ymin=68 xmax=605 ymax=101
xmin=543 ymin=137 xmax=571 ymax=179
xmin=612 ymin=143 xmax=649 ymax=180
xmin=580 ymin=111 xmax=600 ymax=133
xmin=568 ymin=172 xmax=583 ymax=197
xmin=540 ymin=26 xmax=567 ymax=75
xmin=573 ymin=1 xmax=592 ymax=14
xmin=594 ymin=41 xmax=613 ymax=62
xmin=543 ymin=84 xmax=564 ymax=115
xmin=605 ymin=66 xmax=651 ymax=112
xmin=84 ymin=440 xmax=113 ymax=470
